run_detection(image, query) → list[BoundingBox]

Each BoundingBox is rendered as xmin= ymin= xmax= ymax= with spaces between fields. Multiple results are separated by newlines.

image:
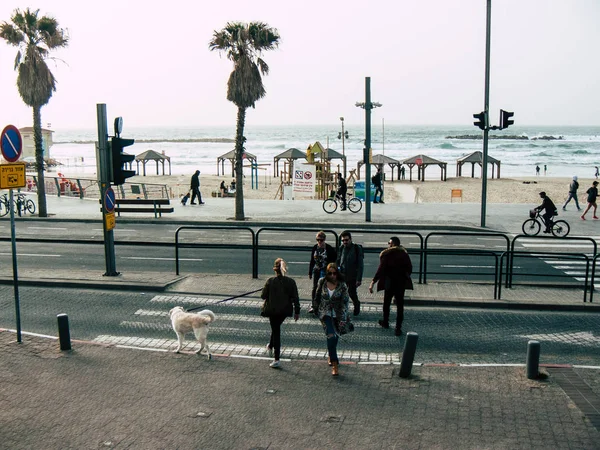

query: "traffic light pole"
xmin=480 ymin=0 xmax=492 ymax=228
xmin=364 ymin=77 xmax=372 ymax=223
xmin=96 ymin=104 xmax=118 ymax=276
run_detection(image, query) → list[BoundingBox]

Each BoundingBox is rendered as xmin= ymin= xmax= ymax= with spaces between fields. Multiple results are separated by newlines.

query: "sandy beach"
xmin=90 ymin=172 xmax=593 ymax=207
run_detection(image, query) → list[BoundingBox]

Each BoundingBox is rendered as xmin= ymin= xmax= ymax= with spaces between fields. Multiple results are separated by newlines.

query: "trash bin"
xmin=353 ymin=181 xmax=376 ymax=202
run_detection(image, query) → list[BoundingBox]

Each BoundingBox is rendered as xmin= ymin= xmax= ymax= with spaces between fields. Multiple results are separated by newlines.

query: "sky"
xmin=0 ymin=0 xmax=599 ymax=130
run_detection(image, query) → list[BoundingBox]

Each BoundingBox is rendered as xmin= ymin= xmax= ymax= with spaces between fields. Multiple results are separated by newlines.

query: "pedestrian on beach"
xmin=261 ymin=258 xmax=300 ymax=369
xmin=190 ymin=170 xmax=204 ymax=205
xmin=536 ymin=165 xmax=540 ymax=176
xmin=219 ymin=180 xmax=227 ymax=197
xmin=337 ymin=172 xmax=347 ymax=210
xmin=368 ymin=237 xmax=413 ymax=336
xmin=562 ymin=176 xmax=581 ymax=211
xmin=595 ymin=166 xmax=599 ymax=179
xmin=581 ymin=181 xmax=599 ymax=220
xmin=400 ymin=166 xmax=406 ymax=180
xmin=535 ymin=192 xmax=557 ymax=233
xmin=544 ymin=164 xmax=547 ymax=175
xmin=372 ymin=167 xmax=384 ymax=203
xmin=308 ymin=231 xmax=337 ymax=314
xmin=313 ymin=262 xmax=350 ymax=376
xmin=336 ymin=230 xmax=364 ymax=316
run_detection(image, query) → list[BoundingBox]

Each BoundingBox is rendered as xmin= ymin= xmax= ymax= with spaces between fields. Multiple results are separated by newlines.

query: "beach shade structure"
xmin=217 ymin=149 xmax=257 ymax=177
xmin=456 ymin=151 xmax=501 ymax=179
xmin=357 ymin=154 xmax=402 ymax=180
xmin=402 ymin=154 xmax=448 ymax=182
xmin=273 ymin=148 xmax=307 ymax=178
xmin=134 ymin=149 xmax=171 ymax=176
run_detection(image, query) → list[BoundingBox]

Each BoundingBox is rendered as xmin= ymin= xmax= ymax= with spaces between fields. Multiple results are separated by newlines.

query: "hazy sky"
xmin=0 ymin=0 xmax=599 ymax=130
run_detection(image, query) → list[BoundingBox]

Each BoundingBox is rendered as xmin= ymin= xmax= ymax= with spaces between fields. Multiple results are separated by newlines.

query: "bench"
xmin=115 ymin=199 xmax=174 ymax=218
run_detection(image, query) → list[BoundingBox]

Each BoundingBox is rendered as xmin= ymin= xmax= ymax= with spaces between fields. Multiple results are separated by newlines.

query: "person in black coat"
xmin=535 ymin=191 xmax=557 ymax=232
xmin=308 ymin=231 xmax=337 ymax=313
xmin=190 ymin=170 xmax=204 ymax=205
xmin=261 ymin=258 xmax=300 ymax=368
xmin=373 ymin=167 xmax=384 ymax=203
xmin=337 ymin=173 xmax=347 ymax=210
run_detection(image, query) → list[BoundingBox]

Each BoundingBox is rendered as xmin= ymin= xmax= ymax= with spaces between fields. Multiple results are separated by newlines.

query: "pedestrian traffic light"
xmin=500 ymin=109 xmax=514 ymax=130
xmin=473 ymin=111 xmax=487 ymax=130
xmin=110 ymin=137 xmax=135 ymax=185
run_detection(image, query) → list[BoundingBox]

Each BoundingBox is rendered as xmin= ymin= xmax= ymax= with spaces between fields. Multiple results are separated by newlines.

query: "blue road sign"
xmin=1 ymin=125 xmax=23 ymax=163
xmin=105 ymin=187 xmax=116 ymax=213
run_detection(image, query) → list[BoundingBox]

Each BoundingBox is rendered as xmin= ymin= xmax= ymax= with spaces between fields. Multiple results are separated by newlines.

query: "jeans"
xmin=322 ymin=315 xmax=339 ymax=363
xmin=542 ymin=212 xmax=553 ymax=231
xmin=268 ymin=315 xmax=287 ymax=360
xmin=191 ymin=187 xmax=202 ymax=204
xmin=374 ymin=186 xmax=383 ymax=202
xmin=383 ymin=286 xmax=405 ymax=330
xmin=563 ymin=192 xmax=580 ymax=210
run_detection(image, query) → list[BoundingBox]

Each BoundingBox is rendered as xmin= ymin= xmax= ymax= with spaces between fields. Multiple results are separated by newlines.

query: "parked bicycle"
xmin=522 ymin=209 xmax=570 ymax=237
xmin=322 ymin=192 xmax=363 ymax=214
xmin=0 ymin=193 xmax=36 ymax=217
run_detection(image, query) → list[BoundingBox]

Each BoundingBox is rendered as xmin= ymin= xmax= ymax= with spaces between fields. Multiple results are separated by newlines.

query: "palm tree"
xmin=209 ymin=22 xmax=280 ymax=220
xmin=1 ymin=8 xmax=68 ymax=217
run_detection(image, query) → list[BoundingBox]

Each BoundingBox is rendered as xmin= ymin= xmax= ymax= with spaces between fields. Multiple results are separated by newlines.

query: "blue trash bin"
xmin=354 ymin=180 xmax=376 ymax=202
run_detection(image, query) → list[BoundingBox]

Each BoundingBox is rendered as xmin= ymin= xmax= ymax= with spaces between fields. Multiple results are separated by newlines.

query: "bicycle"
xmin=0 ymin=193 xmax=36 ymax=217
xmin=522 ymin=209 xmax=570 ymax=237
xmin=322 ymin=192 xmax=363 ymax=214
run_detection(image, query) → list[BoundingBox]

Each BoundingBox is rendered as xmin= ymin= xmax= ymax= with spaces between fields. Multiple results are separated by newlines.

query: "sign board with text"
xmin=0 ymin=163 xmax=26 ymax=189
xmin=105 ymin=211 xmax=115 ymax=231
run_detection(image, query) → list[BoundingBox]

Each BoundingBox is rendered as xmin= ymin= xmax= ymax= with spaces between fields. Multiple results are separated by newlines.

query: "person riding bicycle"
xmin=337 ymin=173 xmax=347 ymax=211
xmin=535 ymin=191 xmax=558 ymax=233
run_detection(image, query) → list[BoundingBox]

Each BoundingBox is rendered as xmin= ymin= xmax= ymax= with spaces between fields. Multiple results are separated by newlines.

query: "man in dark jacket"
xmin=336 ymin=230 xmax=363 ymax=315
xmin=308 ymin=231 xmax=337 ymax=313
xmin=337 ymin=173 xmax=347 ymax=210
xmin=190 ymin=170 xmax=204 ymax=205
xmin=368 ymin=236 xmax=412 ymax=336
xmin=536 ymin=191 xmax=557 ymax=233
xmin=372 ymin=167 xmax=384 ymax=203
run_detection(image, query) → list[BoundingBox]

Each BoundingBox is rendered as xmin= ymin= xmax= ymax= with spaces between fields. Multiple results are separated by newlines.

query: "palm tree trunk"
xmin=234 ymin=106 xmax=246 ymax=220
xmin=33 ymin=106 xmax=47 ymax=217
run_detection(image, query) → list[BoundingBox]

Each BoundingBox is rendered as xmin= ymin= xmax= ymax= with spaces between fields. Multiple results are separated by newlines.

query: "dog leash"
xmin=186 ymin=288 xmax=263 ymax=312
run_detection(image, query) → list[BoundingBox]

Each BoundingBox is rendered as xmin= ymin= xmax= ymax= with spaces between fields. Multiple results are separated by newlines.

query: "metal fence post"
xmin=526 ymin=340 xmax=540 ymax=379
xmin=399 ymin=332 xmax=419 ymax=378
xmin=57 ymin=313 xmax=71 ymax=351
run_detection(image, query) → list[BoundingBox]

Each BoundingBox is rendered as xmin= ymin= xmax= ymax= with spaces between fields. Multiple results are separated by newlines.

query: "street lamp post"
xmin=355 ymin=76 xmax=382 ymax=223
xmin=338 ymin=116 xmax=348 ymax=178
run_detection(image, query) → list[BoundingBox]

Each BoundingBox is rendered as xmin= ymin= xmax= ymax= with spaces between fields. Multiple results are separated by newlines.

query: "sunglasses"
xmin=316 ymin=238 xmax=324 ymax=241
xmin=327 ymin=271 xmax=337 ymax=275
xmin=341 ymin=238 xmax=350 ymax=242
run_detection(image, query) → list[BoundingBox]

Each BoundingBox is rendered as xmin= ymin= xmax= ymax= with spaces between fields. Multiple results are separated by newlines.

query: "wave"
xmin=571 ymin=149 xmax=590 ymax=155
xmin=54 ymin=138 xmax=235 ymax=145
xmin=439 ymin=143 xmax=457 ymax=149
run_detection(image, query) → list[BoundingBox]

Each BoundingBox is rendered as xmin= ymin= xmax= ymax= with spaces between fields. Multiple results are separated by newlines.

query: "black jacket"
xmin=308 ymin=243 xmax=337 ymax=275
xmin=261 ymin=275 xmax=300 ymax=317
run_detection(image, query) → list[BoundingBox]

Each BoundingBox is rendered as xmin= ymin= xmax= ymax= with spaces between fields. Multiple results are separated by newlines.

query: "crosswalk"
xmin=92 ymin=294 xmax=405 ymax=363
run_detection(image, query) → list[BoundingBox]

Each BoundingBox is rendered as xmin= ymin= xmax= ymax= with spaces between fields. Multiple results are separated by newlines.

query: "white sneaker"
xmin=269 ymin=360 xmax=281 ymax=368
xmin=266 ymin=344 xmax=273 ymax=357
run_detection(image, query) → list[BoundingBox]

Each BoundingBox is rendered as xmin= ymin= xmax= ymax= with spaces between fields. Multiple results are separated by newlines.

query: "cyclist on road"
xmin=535 ymin=191 xmax=557 ymax=233
xmin=337 ymin=173 xmax=347 ymax=211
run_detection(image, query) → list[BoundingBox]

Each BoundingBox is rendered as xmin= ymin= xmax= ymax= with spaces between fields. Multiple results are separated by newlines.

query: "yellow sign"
xmin=0 ymin=163 xmax=26 ymax=189
xmin=105 ymin=212 xmax=115 ymax=231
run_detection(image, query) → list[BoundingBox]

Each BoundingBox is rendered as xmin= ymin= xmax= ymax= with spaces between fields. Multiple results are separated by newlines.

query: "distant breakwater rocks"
xmin=54 ymin=137 xmax=235 ymax=145
xmin=446 ymin=135 xmax=564 ymax=141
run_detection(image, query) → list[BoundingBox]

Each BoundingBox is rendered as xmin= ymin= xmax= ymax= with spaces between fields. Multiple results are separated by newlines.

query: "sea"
xmin=47 ymin=125 xmax=600 ymax=180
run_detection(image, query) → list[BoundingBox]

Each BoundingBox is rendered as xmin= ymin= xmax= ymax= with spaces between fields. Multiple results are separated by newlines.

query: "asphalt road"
xmin=1 ymin=285 xmax=598 ymax=366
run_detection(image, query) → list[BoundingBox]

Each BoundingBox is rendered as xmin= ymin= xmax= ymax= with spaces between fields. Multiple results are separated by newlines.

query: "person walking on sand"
xmin=544 ymin=164 xmax=547 ymax=175
xmin=368 ymin=237 xmax=413 ymax=337
xmin=595 ymin=166 xmax=599 ymax=179
xmin=261 ymin=258 xmax=300 ymax=369
xmin=336 ymin=230 xmax=364 ymax=316
xmin=563 ymin=176 xmax=581 ymax=211
xmin=308 ymin=231 xmax=337 ymax=314
xmin=581 ymin=181 xmax=599 ymax=220
xmin=536 ymin=165 xmax=540 ymax=176
xmin=190 ymin=170 xmax=204 ymax=205
xmin=313 ymin=263 xmax=350 ymax=376
xmin=372 ymin=167 xmax=384 ymax=203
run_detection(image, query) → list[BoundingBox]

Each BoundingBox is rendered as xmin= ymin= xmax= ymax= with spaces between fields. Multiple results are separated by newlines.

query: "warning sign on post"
xmin=0 ymin=163 xmax=26 ymax=189
xmin=105 ymin=211 xmax=115 ymax=231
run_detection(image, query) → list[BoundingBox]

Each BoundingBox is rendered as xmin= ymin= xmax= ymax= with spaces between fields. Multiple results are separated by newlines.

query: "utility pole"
xmin=480 ymin=0 xmax=492 ymax=227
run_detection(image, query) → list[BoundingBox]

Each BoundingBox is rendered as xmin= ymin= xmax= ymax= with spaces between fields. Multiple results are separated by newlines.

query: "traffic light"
xmin=473 ymin=111 xmax=487 ymax=130
xmin=110 ymin=137 xmax=135 ymax=185
xmin=500 ymin=109 xmax=514 ymax=130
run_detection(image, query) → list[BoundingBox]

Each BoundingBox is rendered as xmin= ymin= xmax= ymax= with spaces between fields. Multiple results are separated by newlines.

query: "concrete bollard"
xmin=526 ymin=340 xmax=540 ymax=379
xmin=399 ymin=332 xmax=419 ymax=378
xmin=57 ymin=314 xmax=71 ymax=351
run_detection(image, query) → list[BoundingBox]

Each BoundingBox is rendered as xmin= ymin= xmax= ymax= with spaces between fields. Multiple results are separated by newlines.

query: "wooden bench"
xmin=115 ymin=199 xmax=174 ymax=218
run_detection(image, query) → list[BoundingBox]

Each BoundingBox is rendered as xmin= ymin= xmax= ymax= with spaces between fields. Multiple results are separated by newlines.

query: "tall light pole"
xmin=480 ymin=0 xmax=492 ymax=227
xmin=338 ymin=116 xmax=348 ymax=178
xmin=356 ymin=77 xmax=382 ymax=223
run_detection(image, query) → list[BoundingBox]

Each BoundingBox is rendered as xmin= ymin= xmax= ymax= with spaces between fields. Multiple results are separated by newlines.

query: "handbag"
xmin=338 ymin=319 xmax=355 ymax=335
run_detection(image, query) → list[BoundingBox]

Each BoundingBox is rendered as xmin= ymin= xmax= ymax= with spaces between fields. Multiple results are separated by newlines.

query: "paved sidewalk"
xmin=1 ymin=330 xmax=599 ymax=449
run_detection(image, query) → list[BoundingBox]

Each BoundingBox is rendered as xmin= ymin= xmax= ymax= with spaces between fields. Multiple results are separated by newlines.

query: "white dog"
xmin=168 ymin=307 xmax=216 ymax=359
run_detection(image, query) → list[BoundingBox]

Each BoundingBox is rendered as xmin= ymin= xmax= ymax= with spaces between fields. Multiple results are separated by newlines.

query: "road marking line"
xmin=120 ymin=257 xmax=203 ymax=261
xmin=521 ymin=244 xmax=593 ymax=248
xmin=0 ymin=253 xmax=60 ymax=257
xmin=26 ymin=226 xmax=68 ymax=230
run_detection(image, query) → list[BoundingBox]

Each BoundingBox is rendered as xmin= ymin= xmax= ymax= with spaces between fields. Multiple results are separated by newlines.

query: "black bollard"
xmin=57 ymin=314 xmax=71 ymax=351
xmin=526 ymin=340 xmax=540 ymax=379
xmin=399 ymin=332 xmax=419 ymax=378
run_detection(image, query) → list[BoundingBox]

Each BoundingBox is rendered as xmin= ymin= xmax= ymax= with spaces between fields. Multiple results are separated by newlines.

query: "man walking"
xmin=372 ymin=167 xmax=384 ymax=203
xmin=369 ymin=237 xmax=412 ymax=336
xmin=336 ymin=230 xmax=363 ymax=315
xmin=562 ymin=176 xmax=581 ymax=211
xmin=190 ymin=170 xmax=204 ymax=205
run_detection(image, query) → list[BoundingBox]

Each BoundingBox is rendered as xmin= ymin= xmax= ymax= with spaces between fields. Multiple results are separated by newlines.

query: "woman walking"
xmin=261 ymin=258 xmax=300 ymax=368
xmin=313 ymin=263 xmax=351 ymax=376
